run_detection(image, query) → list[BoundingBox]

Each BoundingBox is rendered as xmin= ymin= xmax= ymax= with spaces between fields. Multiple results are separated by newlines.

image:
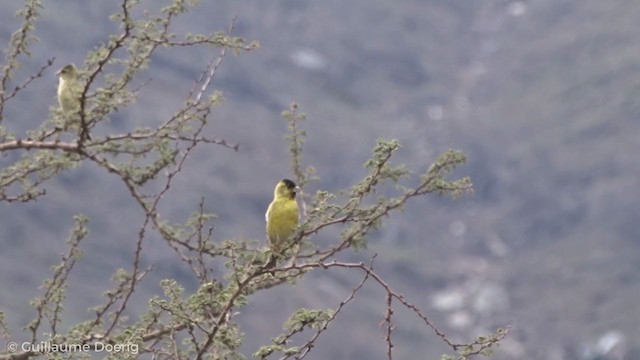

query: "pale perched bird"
xmin=57 ymin=64 xmax=81 ymax=116
xmin=265 ymin=179 xmax=300 ymax=268
xmin=57 ymin=63 xmax=91 ymax=139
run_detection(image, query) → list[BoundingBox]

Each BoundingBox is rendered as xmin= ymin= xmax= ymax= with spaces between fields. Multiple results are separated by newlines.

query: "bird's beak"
xmin=294 ymin=186 xmax=301 ymax=193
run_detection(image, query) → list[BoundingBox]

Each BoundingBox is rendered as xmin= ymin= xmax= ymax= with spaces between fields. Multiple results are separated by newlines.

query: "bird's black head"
xmin=282 ymin=178 xmax=297 ymax=191
xmin=275 ymin=179 xmax=299 ymax=199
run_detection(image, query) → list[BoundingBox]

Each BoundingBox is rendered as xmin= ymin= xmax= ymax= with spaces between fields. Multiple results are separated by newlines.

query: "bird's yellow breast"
xmin=266 ymin=198 xmax=299 ymax=253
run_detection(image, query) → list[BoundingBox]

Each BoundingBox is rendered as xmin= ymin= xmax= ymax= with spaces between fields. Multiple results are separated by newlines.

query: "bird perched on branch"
xmin=265 ymin=178 xmax=300 ymax=270
xmin=57 ymin=63 xmax=90 ymax=139
xmin=57 ymin=64 xmax=81 ymax=117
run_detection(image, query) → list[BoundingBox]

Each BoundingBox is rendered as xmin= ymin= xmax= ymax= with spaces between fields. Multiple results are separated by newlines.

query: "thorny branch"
xmin=269 ymin=259 xmax=508 ymax=360
xmin=289 ymin=257 xmax=375 ymax=360
xmin=0 ymin=1 xmax=252 ymax=359
xmin=384 ymin=293 xmax=394 ymax=360
xmin=0 ymin=0 xmax=42 ymax=122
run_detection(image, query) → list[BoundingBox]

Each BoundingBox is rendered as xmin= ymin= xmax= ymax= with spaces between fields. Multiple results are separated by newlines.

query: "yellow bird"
xmin=265 ymin=179 xmax=300 ymax=267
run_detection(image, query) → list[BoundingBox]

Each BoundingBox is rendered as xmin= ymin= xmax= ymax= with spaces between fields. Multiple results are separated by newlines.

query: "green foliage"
xmin=253 ymin=307 xmax=335 ymax=359
xmin=283 ymin=308 xmax=333 ymax=333
xmin=440 ymin=328 xmax=509 ymax=360
xmin=422 ymin=149 xmax=472 ymax=198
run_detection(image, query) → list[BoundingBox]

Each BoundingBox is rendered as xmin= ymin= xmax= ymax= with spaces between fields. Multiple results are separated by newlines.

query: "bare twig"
xmin=384 ymin=293 xmax=394 ymax=360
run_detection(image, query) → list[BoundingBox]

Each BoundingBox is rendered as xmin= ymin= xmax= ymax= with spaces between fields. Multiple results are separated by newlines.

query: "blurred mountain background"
xmin=0 ymin=0 xmax=638 ymax=359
